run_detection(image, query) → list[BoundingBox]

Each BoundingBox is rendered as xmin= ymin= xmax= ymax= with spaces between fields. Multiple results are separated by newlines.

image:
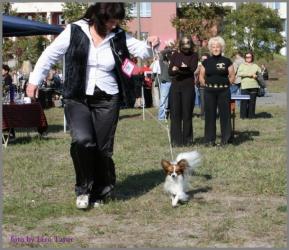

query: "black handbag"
xmin=256 ymin=72 xmax=266 ymax=88
xmin=256 ymin=72 xmax=266 ymax=97
xmin=257 ymin=86 xmax=265 ymax=97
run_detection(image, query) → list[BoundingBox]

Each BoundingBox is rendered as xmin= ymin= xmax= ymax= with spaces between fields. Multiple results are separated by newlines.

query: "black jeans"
xmin=204 ymin=88 xmax=232 ymax=144
xmin=169 ymin=82 xmax=195 ymax=146
xmin=64 ymin=87 xmax=120 ymax=198
xmin=240 ymin=88 xmax=258 ymax=119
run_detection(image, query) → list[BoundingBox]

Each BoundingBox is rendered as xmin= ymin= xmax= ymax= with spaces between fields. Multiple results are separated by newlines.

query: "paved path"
xmin=256 ymin=92 xmax=286 ymax=106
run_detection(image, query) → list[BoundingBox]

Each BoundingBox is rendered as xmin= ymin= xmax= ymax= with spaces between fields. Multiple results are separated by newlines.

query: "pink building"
xmin=127 ymin=2 xmax=177 ymax=50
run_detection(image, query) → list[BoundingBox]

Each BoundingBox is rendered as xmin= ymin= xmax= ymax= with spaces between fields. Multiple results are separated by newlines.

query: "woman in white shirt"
xmin=26 ymin=3 xmax=159 ymax=209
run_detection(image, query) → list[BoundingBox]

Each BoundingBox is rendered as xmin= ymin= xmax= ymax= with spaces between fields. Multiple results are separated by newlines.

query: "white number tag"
xmin=121 ymin=58 xmax=136 ymax=78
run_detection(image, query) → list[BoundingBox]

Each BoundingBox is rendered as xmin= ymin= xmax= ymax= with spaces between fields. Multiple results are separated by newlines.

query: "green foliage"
xmin=223 ymin=3 xmax=285 ymax=60
xmin=2 ymin=38 xmax=14 ymax=62
xmin=172 ymin=2 xmax=230 ymax=40
xmin=62 ymin=2 xmax=89 ymax=23
xmin=3 ymin=2 xmax=17 ymax=15
xmin=2 ymin=11 xmax=50 ymax=68
xmin=3 ymin=36 xmax=50 ymax=67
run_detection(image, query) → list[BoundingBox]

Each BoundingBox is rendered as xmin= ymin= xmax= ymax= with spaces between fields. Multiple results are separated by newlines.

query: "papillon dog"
xmin=161 ymin=151 xmax=201 ymax=207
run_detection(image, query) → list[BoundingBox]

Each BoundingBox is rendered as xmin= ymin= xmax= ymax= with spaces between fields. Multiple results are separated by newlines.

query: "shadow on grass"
xmin=193 ymin=172 xmax=212 ymax=180
xmin=113 ymin=169 xmax=212 ymax=201
xmin=47 ymin=124 xmax=67 ymax=133
xmin=193 ymin=137 xmax=206 ymax=145
xmin=114 ymin=169 xmax=164 ymax=200
xmin=4 ymin=133 xmax=66 ymax=146
xmin=119 ymin=113 xmax=141 ymax=120
xmin=232 ymin=130 xmax=260 ymax=145
xmin=7 ymin=136 xmax=33 ymax=145
xmin=255 ymin=112 xmax=273 ymax=119
xmin=188 ymin=186 xmax=212 ymax=197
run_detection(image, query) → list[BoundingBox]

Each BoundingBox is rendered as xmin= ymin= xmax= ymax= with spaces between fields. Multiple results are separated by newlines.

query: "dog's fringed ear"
xmin=161 ymin=159 xmax=171 ymax=172
xmin=177 ymin=159 xmax=188 ymax=170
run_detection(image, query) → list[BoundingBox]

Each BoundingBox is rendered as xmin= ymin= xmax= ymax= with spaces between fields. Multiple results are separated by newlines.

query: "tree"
xmin=171 ymin=2 xmax=230 ymax=44
xmin=2 ymin=2 xmax=17 ymax=15
xmin=62 ymin=2 xmax=89 ymax=23
xmin=2 ymin=10 xmax=51 ymax=68
xmin=223 ymin=3 xmax=285 ymax=60
xmin=14 ymin=36 xmax=49 ymax=65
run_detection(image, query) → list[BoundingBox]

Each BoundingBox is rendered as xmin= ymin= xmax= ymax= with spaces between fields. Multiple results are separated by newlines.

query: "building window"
xmin=58 ymin=15 xmax=65 ymax=25
xmin=274 ymin=2 xmax=280 ymax=10
xmin=282 ymin=19 xmax=287 ymax=33
xmin=130 ymin=2 xmax=152 ymax=17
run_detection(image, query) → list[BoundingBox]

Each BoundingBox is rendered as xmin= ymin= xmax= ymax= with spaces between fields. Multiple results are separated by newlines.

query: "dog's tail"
xmin=176 ymin=151 xmax=202 ymax=174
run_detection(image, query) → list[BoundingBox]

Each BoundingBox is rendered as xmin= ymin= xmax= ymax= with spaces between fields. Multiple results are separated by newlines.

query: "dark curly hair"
xmin=2 ymin=64 xmax=10 ymax=72
xmin=82 ymin=3 xmax=125 ymax=37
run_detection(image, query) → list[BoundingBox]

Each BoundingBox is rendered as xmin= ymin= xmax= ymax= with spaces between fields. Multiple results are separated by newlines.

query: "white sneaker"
xmin=76 ymin=194 xmax=89 ymax=209
xmin=91 ymin=199 xmax=104 ymax=208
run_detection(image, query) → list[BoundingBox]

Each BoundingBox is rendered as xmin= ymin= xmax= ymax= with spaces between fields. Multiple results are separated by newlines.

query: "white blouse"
xmin=29 ymin=19 xmax=153 ymax=95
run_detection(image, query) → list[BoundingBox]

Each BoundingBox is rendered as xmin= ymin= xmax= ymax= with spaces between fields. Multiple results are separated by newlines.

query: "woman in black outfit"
xmin=168 ymin=36 xmax=198 ymax=147
xmin=199 ymin=36 xmax=235 ymax=146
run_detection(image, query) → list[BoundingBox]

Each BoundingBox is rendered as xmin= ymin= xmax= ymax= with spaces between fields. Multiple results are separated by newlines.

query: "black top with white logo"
xmin=202 ymin=55 xmax=232 ymax=89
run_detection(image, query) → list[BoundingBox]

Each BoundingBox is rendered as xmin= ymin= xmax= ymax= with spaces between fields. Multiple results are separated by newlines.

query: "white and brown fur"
xmin=161 ymin=151 xmax=201 ymax=207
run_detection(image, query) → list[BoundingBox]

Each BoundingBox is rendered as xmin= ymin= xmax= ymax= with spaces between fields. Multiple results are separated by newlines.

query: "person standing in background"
xmin=158 ymin=43 xmax=175 ymax=120
xmin=199 ymin=36 xmax=235 ymax=147
xmin=168 ymin=36 xmax=198 ymax=147
xmin=237 ymin=51 xmax=261 ymax=119
xmin=141 ymin=62 xmax=153 ymax=108
xmin=261 ymin=64 xmax=269 ymax=97
xmin=150 ymin=54 xmax=161 ymax=108
xmin=2 ymin=64 xmax=16 ymax=140
xmin=2 ymin=64 xmax=14 ymax=102
xmin=230 ymin=51 xmax=244 ymax=97
xmin=194 ymin=53 xmax=210 ymax=119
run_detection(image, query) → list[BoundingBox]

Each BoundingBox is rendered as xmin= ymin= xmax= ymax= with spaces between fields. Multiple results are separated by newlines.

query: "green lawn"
xmin=256 ymin=54 xmax=288 ymax=93
xmin=2 ymin=104 xmax=287 ymax=248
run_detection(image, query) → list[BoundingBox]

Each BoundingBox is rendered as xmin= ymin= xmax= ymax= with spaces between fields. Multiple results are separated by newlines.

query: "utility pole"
xmin=136 ymin=2 xmax=145 ymax=119
xmin=137 ymin=2 xmax=141 ymax=67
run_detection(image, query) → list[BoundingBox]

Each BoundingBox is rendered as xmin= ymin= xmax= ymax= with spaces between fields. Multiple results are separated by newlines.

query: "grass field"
xmin=2 ymin=101 xmax=287 ymax=247
xmin=256 ymin=54 xmax=288 ymax=93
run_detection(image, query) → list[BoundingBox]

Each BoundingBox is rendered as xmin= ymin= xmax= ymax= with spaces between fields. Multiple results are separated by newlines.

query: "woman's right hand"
xmin=26 ymin=84 xmax=39 ymax=99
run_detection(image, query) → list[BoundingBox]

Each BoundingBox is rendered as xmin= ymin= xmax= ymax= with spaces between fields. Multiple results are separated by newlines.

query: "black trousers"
xmin=144 ymin=87 xmax=153 ymax=108
xmin=169 ymin=82 xmax=195 ymax=146
xmin=240 ymin=88 xmax=258 ymax=119
xmin=204 ymin=88 xmax=231 ymax=144
xmin=64 ymin=88 xmax=120 ymax=198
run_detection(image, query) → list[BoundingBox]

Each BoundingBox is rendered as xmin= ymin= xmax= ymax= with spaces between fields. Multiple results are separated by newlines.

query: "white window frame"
xmin=130 ymin=2 xmax=152 ymax=18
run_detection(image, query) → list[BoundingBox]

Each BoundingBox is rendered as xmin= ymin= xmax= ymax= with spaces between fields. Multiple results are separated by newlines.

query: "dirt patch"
xmin=3 ymin=192 xmax=286 ymax=248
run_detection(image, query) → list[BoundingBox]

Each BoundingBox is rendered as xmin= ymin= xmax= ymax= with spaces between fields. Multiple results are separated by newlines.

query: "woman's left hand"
xmin=147 ymin=36 xmax=160 ymax=48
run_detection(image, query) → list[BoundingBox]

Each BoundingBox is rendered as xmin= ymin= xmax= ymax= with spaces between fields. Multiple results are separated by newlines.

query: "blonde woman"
xmin=199 ymin=36 xmax=235 ymax=146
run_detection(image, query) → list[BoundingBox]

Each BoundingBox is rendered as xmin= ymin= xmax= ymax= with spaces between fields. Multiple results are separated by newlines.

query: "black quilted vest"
xmin=63 ymin=24 xmax=135 ymax=107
